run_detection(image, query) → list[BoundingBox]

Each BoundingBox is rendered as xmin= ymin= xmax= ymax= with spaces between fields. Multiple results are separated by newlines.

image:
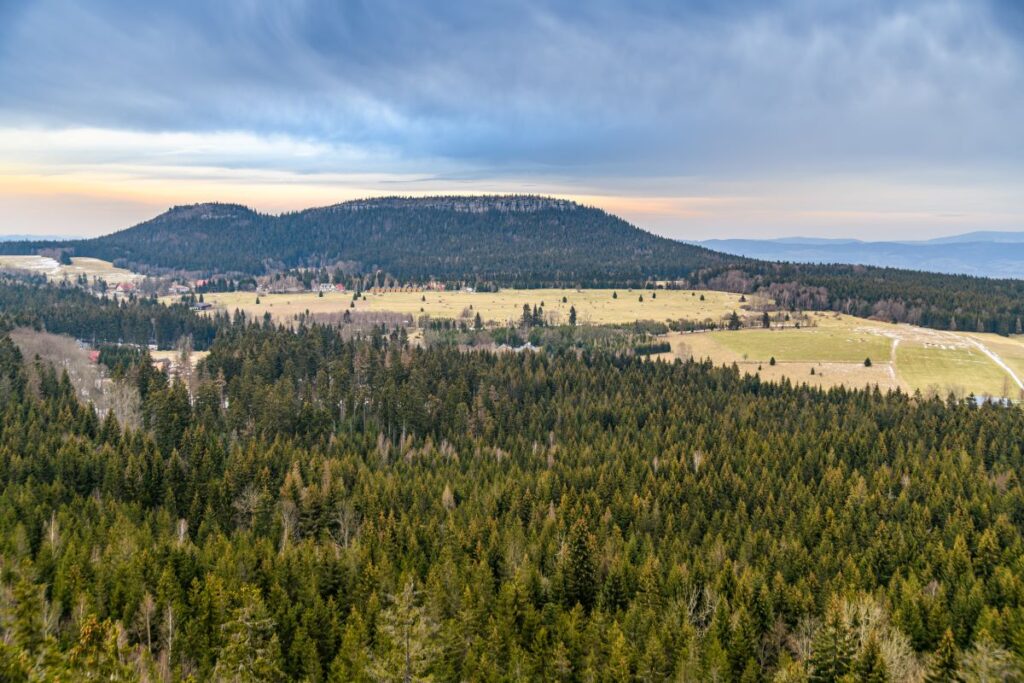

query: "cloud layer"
xmin=1 ymin=0 xmax=1023 ymax=238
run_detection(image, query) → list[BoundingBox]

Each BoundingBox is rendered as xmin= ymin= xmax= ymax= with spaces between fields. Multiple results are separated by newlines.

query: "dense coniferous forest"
xmin=2 ymin=285 xmax=1024 ymax=680
xmin=0 ymin=277 xmax=218 ymax=350
xmin=9 ymin=195 xmax=1024 ymax=334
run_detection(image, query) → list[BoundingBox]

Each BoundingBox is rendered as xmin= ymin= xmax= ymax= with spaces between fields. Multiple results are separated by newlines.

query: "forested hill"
xmin=19 ymin=196 xmax=741 ymax=286
xmin=10 ymin=195 xmax=1024 ymax=333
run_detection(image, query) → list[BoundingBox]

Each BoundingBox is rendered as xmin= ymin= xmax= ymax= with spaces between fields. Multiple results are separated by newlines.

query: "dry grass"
xmin=668 ymin=311 xmax=1024 ymax=397
xmin=60 ymin=257 xmax=141 ymax=285
xmin=185 ymin=287 xmax=766 ymax=326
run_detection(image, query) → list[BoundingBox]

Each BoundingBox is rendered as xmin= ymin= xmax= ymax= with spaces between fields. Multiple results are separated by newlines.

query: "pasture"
xmin=190 ymin=287 xmax=1024 ymax=398
xmin=668 ymin=312 xmax=1024 ymax=398
xmin=190 ymin=287 xmax=766 ymax=326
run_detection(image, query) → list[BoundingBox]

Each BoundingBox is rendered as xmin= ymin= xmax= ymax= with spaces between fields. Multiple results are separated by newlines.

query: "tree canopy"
xmin=1 ymin=292 xmax=1024 ymax=679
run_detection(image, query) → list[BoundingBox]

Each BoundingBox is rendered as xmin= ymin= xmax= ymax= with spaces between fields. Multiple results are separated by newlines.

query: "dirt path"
xmin=887 ymin=338 xmax=900 ymax=382
xmin=966 ymin=338 xmax=1024 ymax=392
xmin=859 ymin=322 xmax=1024 ymax=396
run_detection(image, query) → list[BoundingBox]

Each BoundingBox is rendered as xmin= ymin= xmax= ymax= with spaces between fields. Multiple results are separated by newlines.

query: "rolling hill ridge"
xmin=15 ymin=196 xmax=740 ymax=287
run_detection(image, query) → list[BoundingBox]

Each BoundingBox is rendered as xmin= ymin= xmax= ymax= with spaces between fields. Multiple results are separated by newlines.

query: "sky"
xmin=1 ymin=0 xmax=1023 ymax=240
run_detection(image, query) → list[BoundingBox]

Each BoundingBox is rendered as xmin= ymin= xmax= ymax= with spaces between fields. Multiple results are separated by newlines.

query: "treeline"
xmin=743 ymin=265 xmax=1024 ymax=335
xmin=1 ymin=313 xmax=1024 ymax=679
xmin=0 ymin=277 xmax=219 ymax=350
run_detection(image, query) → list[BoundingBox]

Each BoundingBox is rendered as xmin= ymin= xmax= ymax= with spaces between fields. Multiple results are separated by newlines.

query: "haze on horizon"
xmin=1 ymin=0 xmax=1023 ymax=241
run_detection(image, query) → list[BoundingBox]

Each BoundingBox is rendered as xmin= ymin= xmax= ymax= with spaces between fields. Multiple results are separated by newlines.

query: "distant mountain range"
xmin=0 ymin=234 xmax=71 ymax=242
xmin=699 ymin=232 xmax=1024 ymax=279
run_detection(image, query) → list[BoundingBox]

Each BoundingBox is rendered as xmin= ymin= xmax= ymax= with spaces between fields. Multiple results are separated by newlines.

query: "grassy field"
xmin=963 ymin=334 xmax=1024 ymax=384
xmin=711 ymin=322 xmax=891 ymax=363
xmin=188 ymin=288 xmax=766 ymax=326
xmin=667 ymin=311 xmax=1024 ymax=398
xmin=3 ymin=251 xmax=1017 ymax=398
xmin=895 ymin=343 xmax=1011 ymax=398
xmin=61 ymin=257 xmax=140 ymax=284
xmin=187 ymin=287 xmax=1024 ymax=398
xmin=0 ymin=255 xmax=140 ymax=284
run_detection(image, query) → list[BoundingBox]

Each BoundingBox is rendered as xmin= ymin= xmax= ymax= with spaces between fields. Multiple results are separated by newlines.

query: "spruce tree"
xmin=809 ymin=600 xmax=854 ymax=682
xmin=329 ymin=609 xmax=371 ymax=683
xmin=924 ymin=629 xmax=964 ymax=683
xmin=368 ymin=580 xmax=438 ymax=683
xmin=289 ymin=626 xmax=323 ymax=683
xmin=53 ymin=616 xmax=133 ymax=682
xmin=11 ymin=578 xmax=42 ymax=654
xmin=854 ymin=634 xmax=889 ymax=683
xmin=0 ymin=641 xmax=28 ymax=683
xmin=563 ymin=517 xmax=597 ymax=611
xmin=213 ymin=586 xmax=285 ymax=682
xmin=728 ymin=607 xmax=758 ymax=680
xmin=605 ymin=622 xmax=630 ymax=681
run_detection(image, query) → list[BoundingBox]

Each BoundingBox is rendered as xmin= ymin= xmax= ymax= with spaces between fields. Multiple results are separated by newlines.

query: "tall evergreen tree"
xmin=854 ymin=635 xmax=890 ymax=683
xmin=809 ymin=600 xmax=854 ymax=682
xmin=212 ymin=586 xmax=285 ymax=683
xmin=50 ymin=616 xmax=134 ymax=682
xmin=925 ymin=629 xmax=964 ymax=683
xmin=368 ymin=580 xmax=438 ymax=683
xmin=563 ymin=517 xmax=597 ymax=611
xmin=728 ymin=310 xmax=742 ymax=330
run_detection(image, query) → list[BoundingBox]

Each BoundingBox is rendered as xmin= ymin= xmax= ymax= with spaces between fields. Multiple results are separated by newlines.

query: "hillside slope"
xmin=28 ymin=196 xmax=741 ymax=287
